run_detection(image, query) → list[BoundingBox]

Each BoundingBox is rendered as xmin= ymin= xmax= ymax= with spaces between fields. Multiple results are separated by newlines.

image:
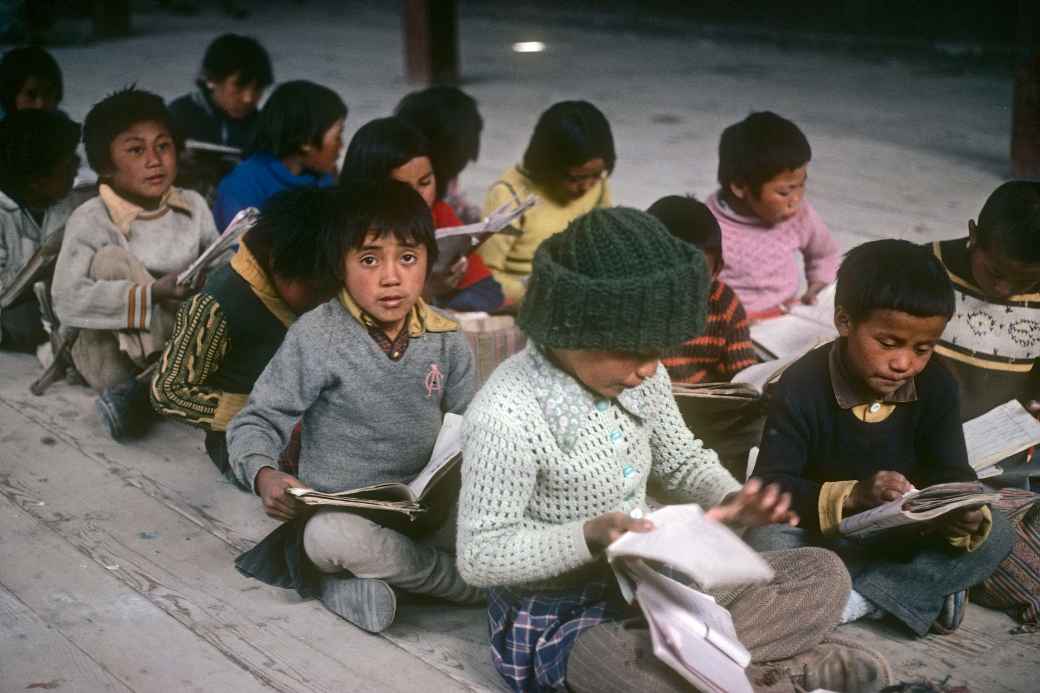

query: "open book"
xmin=287 ymin=413 xmax=463 ymax=521
xmin=964 ymin=399 xmax=1040 ymax=475
xmin=177 ymin=207 xmax=258 ymax=286
xmin=432 ymin=195 xmax=537 ymax=274
xmin=749 ymin=283 xmax=837 ymax=359
xmin=838 ymin=481 xmax=1000 ymax=539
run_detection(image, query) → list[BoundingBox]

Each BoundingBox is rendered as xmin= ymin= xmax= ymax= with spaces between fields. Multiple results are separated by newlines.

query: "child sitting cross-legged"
xmin=52 ymin=88 xmax=220 ymax=440
xmin=458 ymin=207 xmax=891 ymax=693
xmin=228 ymin=179 xmax=481 ymax=634
xmin=747 ymin=239 xmax=1015 ymax=636
xmin=150 ymin=187 xmax=341 ymax=484
xmin=708 ymin=111 xmax=840 ymax=317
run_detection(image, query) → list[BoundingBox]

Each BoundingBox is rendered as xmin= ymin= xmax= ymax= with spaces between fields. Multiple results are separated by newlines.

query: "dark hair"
xmin=0 ymin=45 xmax=63 ymax=113
xmin=0 ymin=109 xmax=80 ymax=196
xmin=395 ymin=86 xmax=482 ymax=198
xmin=974 ymin=181 xmax=1040 ymax=264
xmin=247 ymin=80 xmax=347 ymax=158
xmin=197 ymin=34 xmax=273 ymax=89
xmin=326 ymin=179 xmax=437 ymax=281
xmin=522 ymin=100 xmax=616 ymax=186
xmin=83 ymin=87 xmax=176 ymax=174
xmin=338 ymin=116 xmax=429 ymax=186
xmin=647 ymin=195 xmax=722 ymax=253
xmin=836 ymin=239 xmax=955 ymax=322
xmin=717 ymin=111 xmax=811 ymax=195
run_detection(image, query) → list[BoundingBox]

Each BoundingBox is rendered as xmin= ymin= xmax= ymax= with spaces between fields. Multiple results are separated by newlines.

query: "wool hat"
xmin=518 ymin=206 xmax=710 ymax=352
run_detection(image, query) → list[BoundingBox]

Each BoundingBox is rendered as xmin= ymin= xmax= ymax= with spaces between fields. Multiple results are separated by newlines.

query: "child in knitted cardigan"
xmin=457 ymin=207 xmax=890 ymax=693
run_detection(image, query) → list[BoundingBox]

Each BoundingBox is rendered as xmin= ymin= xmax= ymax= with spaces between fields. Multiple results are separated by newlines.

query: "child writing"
xmin=151 ymin=187 xmax=341 ymax=483
xmin=648 ymin=194 xmax=757 ymax=384
xmin=229 ymin=180 xmax=480 ymax=634
xmin=0 ymin=45 xmax=62 ymax=117
xmin=458 ymin=207 xmax=889 ymax=693
xmin=748 ymin=239 xmax=1014 ymax=636
xmin=0 ymin=109 xmax=88 ymax=352
xmin=339 ymin=116 xmax=503 ymax=313
xmin=212 ymin=80 xmax=345 ymax=229
xmin=52 ymin=88 xmax=219 ymax=440
xmin=707 ymin=111 xmax=840 ymax=317
xmin=477 ymin=100 xmax=614 ymax=305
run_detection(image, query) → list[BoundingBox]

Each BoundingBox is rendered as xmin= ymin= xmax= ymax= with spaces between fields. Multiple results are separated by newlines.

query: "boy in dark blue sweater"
xmin=748 ymin=239 xmax=1013 ymax=636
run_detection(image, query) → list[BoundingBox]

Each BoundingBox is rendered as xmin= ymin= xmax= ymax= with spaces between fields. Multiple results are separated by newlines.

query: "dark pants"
xmin=745 ymin=512 xmax=1015 ymax=635
xmin=0 ymin=296 xmax=46 ymax=353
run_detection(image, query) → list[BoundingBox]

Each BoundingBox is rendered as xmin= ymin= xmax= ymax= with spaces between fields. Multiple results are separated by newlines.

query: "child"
xmin=212 ymin=80 xmax=346 ymax=229
xmin=151 ymin=187 xmax=341 ymax=482
xmin=168 ymin=33 xmax=273 ymax=149
xmin=648 ymin=195 xmax=757 ymax=384
xmin=228 ymin=179 xmax=480 ymax=634
xmin=339 ymin=116 xmax=503 ymax=313
xmin=395 ymin=85 xmax=484 ymax=223
xmin=52 ymin=88 xmax=219 ymax=440
xmin=708 ymin=111 xmax=840 ymax=317
xmin=477 ymin=100 xmax=614 ymax=305
xmin=0 ymin=45 xmax=62 ymax=117
xmin=748 ymin=239 xmax=1014 ymax=636
xmin=458 ymin=207 xmax=889 ymax=693
xmin=0 ymin=109 xmax=87 ymax=352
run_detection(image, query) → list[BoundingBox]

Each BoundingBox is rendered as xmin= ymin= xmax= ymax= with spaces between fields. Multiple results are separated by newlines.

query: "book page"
xmin=177 ymin=207 xmax=258 ymax=285
xmin=784 ymin=282 xmax=836 ymax=326
xmin=749 ymin=315 xmax=836 ymax=360
xmin=407 ymin=413 xmax=464 ymax=499
xmin=730 ymin=352 xmax=803 ymax=393
xmin=837 ymin=492 xmax=915 ymax=536
xmin=963 ymin=399 xmax=1040 ymax=471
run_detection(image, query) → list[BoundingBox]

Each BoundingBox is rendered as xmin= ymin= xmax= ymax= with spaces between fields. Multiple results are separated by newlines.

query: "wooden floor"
xmin=0 ymin=351 xmax=1036 ymax=692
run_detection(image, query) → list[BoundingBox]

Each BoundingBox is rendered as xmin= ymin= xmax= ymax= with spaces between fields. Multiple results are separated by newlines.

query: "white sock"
xmin=841 ymin=589 xmax=884 ymax=623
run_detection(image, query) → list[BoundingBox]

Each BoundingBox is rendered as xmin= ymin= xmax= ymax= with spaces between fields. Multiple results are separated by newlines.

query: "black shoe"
xmin=96 ymin=377 xmax=151 ymax=440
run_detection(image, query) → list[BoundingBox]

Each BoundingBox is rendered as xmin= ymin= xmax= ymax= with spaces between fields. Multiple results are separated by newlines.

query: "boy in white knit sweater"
xmin=458 ymin=207 xmax=891 ymax=693
xmin=52 ymin=88 xmax=219 ymax=439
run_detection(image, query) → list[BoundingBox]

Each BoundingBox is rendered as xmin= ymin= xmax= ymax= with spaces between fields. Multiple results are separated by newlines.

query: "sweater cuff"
xmin=128 ymin=283 xmax=152 ymax=330
xmin=212 ymin=392 xmax=250 ymax=431
xmin=239 ymin=453 xmax=277 ymax=495
xmin=948 ymin=506 xmax=993 ymax=552
xmin=818 ymin=480 xmax=858 ymax=536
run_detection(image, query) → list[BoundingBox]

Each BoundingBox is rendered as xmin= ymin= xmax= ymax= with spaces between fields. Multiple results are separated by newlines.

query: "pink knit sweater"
xmin=707 ymin=192 xmax=840 ymax=315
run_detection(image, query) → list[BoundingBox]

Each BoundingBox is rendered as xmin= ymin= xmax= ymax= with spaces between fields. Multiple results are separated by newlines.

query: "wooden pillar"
xmin=403 ymin=0 xmax=459 ymax=85
xmin=1011 ymin=0 xmax=1040 ymax=176
xmin=93 ymin=0 xmax=131 ymax=38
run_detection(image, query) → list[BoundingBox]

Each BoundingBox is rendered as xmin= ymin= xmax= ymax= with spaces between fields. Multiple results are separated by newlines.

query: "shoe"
xmin=319 ymin=575 xmax=397 ymax=633
xmin=930 ymin=590 xmax=967 ymax=635
xmin=749 ymin=634 xmax=892 ymax=693
xmin=96 ymin=377 xmax=151 ymax=440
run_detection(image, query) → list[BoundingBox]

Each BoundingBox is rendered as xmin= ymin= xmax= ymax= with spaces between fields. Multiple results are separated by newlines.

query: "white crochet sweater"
xmin=458 ymin=343 xmax=741 ymax=591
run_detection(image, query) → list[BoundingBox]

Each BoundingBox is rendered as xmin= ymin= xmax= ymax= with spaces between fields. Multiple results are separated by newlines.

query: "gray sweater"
xmin=227 ymin=297 xmax=477 ymax=493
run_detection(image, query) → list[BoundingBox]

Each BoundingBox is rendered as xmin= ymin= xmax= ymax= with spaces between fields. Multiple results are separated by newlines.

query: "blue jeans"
xmin=744 ymin=511 xmax=1014 ymax=636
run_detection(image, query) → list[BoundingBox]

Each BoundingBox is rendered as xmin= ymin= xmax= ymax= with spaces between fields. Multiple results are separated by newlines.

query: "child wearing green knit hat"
xmin=457 ymin=207 xmax=890 ymax=693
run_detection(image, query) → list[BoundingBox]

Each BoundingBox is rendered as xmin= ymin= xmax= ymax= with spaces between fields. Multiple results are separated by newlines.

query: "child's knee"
xmin=302 ymin=511 xmax=394 ymax=575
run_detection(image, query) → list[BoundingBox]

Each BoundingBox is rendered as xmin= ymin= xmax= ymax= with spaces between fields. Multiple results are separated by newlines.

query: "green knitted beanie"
xmin=518 ymin=206 xmax=710 ymax=352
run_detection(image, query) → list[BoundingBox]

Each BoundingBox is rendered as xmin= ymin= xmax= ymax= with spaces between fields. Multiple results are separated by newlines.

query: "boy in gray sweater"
xmin=228 ymin=180 xmax=479 ymax=633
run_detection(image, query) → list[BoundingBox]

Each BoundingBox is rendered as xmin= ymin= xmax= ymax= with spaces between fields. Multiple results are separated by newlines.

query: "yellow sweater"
xmin=476 ymin=166 xmax=611 ymax=303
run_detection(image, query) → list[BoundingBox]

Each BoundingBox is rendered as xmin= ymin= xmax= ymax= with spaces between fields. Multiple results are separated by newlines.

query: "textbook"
xmin=176 ymin=207 xmax=259 ymax=286
xmin=287 ymin=413 xmax=463 ymax=521
xmin=0 ymin=228 xmax=63 ymax=309
xmin=432 ymin=195 xmax=537 ymax=274
xmin=749 ymin=283 xmax=838 ymax=359
xmin=838 ymin=481 xmax=1000 ymax=539
xmin=963 ymin=399 xmax=1040 ymax=474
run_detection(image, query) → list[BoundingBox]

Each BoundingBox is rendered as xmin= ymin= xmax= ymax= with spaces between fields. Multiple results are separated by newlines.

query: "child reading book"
xmin=477 ymin=100 xmax=614 ymax=305
xmin=707 ymin=111 xmax=840 ymax=317
xmin=748 ymin=239 xmax=1014 ymax=636
xmin=150 ymin=187 xmax=341 ymax=482
xmin=458 ymin=207 xmax=889 ymax=693
xmin=52 ymin=88 xmax=219 ymax=440
xmin=228 ymin=179 xmax=480 ymax=634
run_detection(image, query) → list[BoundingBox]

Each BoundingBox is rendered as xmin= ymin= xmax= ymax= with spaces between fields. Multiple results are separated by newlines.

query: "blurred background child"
xmin=0 ymin=44 xmax=62 ymax=118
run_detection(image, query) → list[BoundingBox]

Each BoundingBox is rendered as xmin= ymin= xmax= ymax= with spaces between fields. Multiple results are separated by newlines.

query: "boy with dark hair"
xmin=708 ymin=111 xmax=840 ymax=316
xmin=229 ymin=179 xmax=479 ymax=634
xmin=151 ymin=187 xmax=341 ymax=480
xmin=648 ymin=195 xmax=757 ymax=384
xmin=0 ymin=109 xmax=88 ymax=352
xmin=748 ymin=239 xmax=1014 ymax=636
xmin=168 ymin=33 xmax=273 ymax=149
xmin=0 ymin=45 xmax=62 ymax=116
xmin=52 ymin=87 xmax=219 ymax=440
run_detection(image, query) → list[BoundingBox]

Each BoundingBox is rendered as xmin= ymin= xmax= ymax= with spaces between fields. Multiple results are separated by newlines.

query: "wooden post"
xmin=93 ymin=0 xmax=131 ymax=39
xmin=403 ymin=0 xmax=459 ymax=85
xmin=1011 ymin=0 xmax=1040 ymax=176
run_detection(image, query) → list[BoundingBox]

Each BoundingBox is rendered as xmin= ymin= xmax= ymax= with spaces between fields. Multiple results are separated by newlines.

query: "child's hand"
xmin=151 ymin=270 xmax=198 ymax=303
xmin=255 ymin=467 xmax=305 ymax=521
xmin=800 ymin=281 xmax=828 ymax=305
xmin=1028 ymin=400 xmax=1040 ymax=422
xmin=845 ymin=471 xmax=912 ymax=515
xmin=583 ymin=511 xmax=654 ymax=552
xmin=935 ymin=506 xmax=986 ymax=538
xmin=706 ymin=478 xmax=799 ymax=528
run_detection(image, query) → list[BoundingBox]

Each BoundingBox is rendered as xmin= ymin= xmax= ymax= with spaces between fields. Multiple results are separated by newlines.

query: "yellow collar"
xmin=337 ymin=288 xmax=458 ymax=337
xmin=230 ymin=243 xmax=297 ymax=328
xmin=99 ymin=183 xmax=193 ymax=235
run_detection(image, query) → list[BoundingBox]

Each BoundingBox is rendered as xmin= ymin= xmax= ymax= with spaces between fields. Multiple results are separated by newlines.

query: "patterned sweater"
xmin=663 ymin=278 xmax=757 ymax=383
xmin=457 ymin=344 xmax=741 ymax=591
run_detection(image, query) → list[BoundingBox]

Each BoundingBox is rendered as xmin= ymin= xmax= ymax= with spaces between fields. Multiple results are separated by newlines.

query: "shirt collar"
xmin=230 ymin=242 xmax=296 ymax=328
xmin=828 ymin=339 xmax=917 ymax=409
xmin=336 ymin=288 xmax=458 ymax=338
xmin=526 ymin=342 xmax=647 ymax=453
xmin=99 ymin=183 xmax=193 ymax=235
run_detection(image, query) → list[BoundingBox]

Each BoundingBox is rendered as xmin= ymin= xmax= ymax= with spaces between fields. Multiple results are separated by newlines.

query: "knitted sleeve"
xmin=718 ymin=284 xmax=757 ymax=378
xmin=798 ymin=202 xmax=840 ymax=286
xmin=458 ymin=409 xmax=595 ymax=588
xmin=150 ymin=293 xmax=247 ymax=432
xmin=915 ymin=362 xmax=977 ymax=486
xmin=645 ymin=366 xmax=742 ymax=506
